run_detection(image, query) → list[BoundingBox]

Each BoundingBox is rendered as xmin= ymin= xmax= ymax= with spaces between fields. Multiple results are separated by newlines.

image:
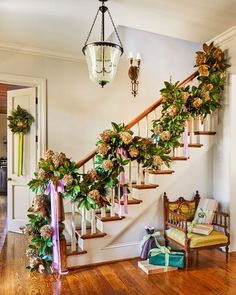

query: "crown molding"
xmin=0 ymin=41 xmax=86 ymax=63
xmin=209 ymin=25 xmax=236 ymax=46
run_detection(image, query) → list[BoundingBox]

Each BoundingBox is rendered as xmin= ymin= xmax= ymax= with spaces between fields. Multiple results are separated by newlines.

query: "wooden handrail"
xmin=77 ymin=70 xmax=199 ymax=168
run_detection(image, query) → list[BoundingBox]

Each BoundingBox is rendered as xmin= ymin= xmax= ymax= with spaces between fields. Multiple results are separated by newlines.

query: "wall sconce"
xmin=128 ymin=52 xmax=141 ymax=98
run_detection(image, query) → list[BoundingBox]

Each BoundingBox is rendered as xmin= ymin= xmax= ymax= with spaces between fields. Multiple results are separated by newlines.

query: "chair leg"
xmin=185 ymin=250 xmax=189 ymax=270
xmin=225 ymin=245 xmax=229 ymax=263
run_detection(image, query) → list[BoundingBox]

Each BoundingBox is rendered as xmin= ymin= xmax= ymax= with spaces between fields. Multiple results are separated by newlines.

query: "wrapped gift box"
xmin=149 ymin=249 xmax=185 ymax=269
xmin=138 ymin=260 xmax=178 ymax=275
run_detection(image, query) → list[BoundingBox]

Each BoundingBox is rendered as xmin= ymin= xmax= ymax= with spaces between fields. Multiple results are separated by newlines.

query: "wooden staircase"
xmin=59 ymin=70 xmax=219 ymax=270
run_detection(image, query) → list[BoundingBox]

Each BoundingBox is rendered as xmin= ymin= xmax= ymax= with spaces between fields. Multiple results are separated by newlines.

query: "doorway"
xmin=0 ymin=74 xmax=46 ymax=249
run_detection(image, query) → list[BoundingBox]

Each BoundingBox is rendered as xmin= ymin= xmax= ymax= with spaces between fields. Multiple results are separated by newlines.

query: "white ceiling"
xmin=0 ymin=0 xmax=235 ymax=58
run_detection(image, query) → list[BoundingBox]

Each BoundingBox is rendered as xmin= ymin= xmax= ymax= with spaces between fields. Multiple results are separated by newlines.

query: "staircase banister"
xmin=76 ymin=70 xmax=199 ymax=168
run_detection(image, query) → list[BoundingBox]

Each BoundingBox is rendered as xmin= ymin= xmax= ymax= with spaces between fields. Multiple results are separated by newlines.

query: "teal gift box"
xmin=149 ymin=249 xmax=185 ymax=269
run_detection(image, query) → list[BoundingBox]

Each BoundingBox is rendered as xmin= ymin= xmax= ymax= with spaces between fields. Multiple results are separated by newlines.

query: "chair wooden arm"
xmin=165 ymin=208 xmax=188 ymax=233
xmin=213 ymin=211 xmax=229 ymax=234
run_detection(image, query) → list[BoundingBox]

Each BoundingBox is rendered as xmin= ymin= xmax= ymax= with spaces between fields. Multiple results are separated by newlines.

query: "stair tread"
xmin=66 ymin=245 xmax=87 ymax=256
xmin=172 ymin=156 xmax=188 ymax=161
xmin=96 ymin=214 xmax=125 ymax=222
xmin=132 ymin=183 xmax=159 ymax=189
xmin=115 ymin=198 xmax=143 ymax=205
xmin=180 ymin=143 xmax=203 ymax=148
xmin=146 ymin=169 xmax=175 ymax=175
xmin=76 ymin=229 xmax=107 ymax=240
xmin=194 ymin=131 xmax=216 ymax=135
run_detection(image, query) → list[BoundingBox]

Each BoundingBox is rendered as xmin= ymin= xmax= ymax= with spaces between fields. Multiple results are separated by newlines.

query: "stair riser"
xmin=67 ymin=242 xmax=141 ymax=268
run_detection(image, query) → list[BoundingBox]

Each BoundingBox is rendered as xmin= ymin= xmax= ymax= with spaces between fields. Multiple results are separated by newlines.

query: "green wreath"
xmin=8 ymin=105 xmax=34 ymax=176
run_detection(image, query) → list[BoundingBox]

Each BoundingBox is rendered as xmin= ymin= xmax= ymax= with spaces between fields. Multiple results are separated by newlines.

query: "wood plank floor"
xmin=1 ymin=233 xmax=236 ymax=294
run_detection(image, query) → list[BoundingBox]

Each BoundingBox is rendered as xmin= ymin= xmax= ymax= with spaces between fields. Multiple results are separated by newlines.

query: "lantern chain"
xmin=107 ymin=8 xmax=123 ymax=48
xmin=84 ymin=8 xmax=100 ymax=47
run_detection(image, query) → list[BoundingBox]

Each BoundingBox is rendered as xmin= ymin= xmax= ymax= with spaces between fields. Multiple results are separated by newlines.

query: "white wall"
xmin=0 ymin=114 xmax=7 ymax=158
xmin=212 ymin=26 xmax=236 ymax=250
xmin=0 ymin=26 xmax=200 ymax=160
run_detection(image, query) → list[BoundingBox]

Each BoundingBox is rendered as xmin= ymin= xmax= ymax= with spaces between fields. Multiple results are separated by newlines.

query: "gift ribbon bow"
xmin=149 ymin=240 xmax=171 ymax=267
xmin=140 ymin=231 xmax=161 ymax=249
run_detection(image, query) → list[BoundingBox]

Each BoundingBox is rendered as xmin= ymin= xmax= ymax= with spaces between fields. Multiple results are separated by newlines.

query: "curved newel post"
xmin=57 ymin=193 xmax=67 ymax=272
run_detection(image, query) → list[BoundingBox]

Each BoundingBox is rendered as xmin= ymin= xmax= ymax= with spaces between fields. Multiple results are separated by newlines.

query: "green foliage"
xmin=7 ymin=105 xmax=34 ymax=134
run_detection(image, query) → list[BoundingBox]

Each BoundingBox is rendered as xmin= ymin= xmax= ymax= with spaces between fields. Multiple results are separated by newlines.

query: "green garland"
xmin=8 ymin=105 xmax=34 ymax=176
xmin=23 ymin=42 xmax=229 ymax=273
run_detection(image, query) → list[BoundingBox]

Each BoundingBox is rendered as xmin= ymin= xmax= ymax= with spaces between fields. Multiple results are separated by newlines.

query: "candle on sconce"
xmin=136 ymin=53 xmax=141 ymax=60
xmin=128 ymin=52 xmax=134 ymax=59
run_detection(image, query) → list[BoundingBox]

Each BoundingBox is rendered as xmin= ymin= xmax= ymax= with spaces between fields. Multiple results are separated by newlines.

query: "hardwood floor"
xmin=1 ymin=232 xmax=236 ymax=294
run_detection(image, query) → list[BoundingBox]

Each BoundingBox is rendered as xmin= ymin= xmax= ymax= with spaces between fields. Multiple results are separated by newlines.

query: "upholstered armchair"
xmin=163 ymin=191 xmax=230 ymax=269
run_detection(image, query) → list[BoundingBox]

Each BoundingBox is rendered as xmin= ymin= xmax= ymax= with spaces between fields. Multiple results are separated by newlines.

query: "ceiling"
xmin=0 ymin=0 xmax=235 ymax=58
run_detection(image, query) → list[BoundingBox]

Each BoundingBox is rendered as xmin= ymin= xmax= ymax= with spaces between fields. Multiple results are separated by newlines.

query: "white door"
xmin=7 ymin=87 xmax=38 ymax=232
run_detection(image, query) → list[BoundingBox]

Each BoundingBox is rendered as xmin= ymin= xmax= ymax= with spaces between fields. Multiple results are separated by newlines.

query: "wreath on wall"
xmin=8 ymin=105 xmax=34 ymax=176
xmin=22 ymin=42 xmax=229 ymax=273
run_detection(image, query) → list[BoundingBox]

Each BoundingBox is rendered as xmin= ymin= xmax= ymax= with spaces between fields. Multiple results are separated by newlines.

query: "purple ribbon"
xmin=45 ymin=180 xmax=64 ymax=274
xmin=117 ymin=147 xmax=128 ymax=216
xmin=183 ymin=121 xmax=188 ymax=158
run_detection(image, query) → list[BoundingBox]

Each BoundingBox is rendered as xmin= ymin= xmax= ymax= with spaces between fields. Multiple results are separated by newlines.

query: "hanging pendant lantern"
xmin=82 ymin=0 xmax=123 ymax=87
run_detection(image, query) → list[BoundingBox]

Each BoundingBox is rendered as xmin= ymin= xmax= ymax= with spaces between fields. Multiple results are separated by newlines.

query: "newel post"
xmin=57 ymin=193 xmax=67 ymax=272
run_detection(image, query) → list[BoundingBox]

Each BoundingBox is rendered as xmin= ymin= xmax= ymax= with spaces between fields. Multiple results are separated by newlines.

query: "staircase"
xmin=60 ymin=70 xmax=219 ymax=270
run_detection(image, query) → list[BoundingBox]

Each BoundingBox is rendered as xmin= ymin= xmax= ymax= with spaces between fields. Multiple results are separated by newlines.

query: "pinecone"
xmin=103 ymin=160 xmax=113 ymax=170
xmin=154 ymin=125 xmax=163 ymax=135
xmin=40 ymin=225 xmax=52 ymax=238
xmin=196 ymin=52 xmax=207 ymax=66
xmin=192 ymin=98 xmax=203 ymax=108
xmin=89 ymin=190 xmax=100 ymax=202
xmin=100 ymin=130 xmax=114 ymax=143
xmin=45 ymin=149 xmax=54 ymax=161
xmin=87 ymin=169 xmax=98 ymax=181
xmin=34 ymin=196 xmax=45 ymax=212
xmin=119 ymin=132 xmax=133 ymax=145
xmin=167 ymin=105 xmax=178 ymax=117
xmin=129 ymin=146 xmax=139 ymax=158
xmin=26 ymin=248 xmax=38 ymax=258
xmin=181 ymin=92 xmax=190 ymax=103
xmin=152 ymin=155 xmax=163 ymax=167
xmin=29 ymin=257 xmax=42 ymax=269
xmin=52 ymin=152 xmax=60 ymax=168
xmin=97 ymin=143 xmax=110 ymax=156
xmin=198 ymin=65 xmax=209 ymax=77
xmin=160 ymin=131 xmax=171 ymax=141
xmin=62 ymin=174 xmax=74 ymax=186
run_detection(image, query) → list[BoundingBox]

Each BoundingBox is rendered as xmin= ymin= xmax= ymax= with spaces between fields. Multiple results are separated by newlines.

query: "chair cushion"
xmin=166 ymin=228 xmax=228 ymax=248
xmin=169 ymin=201 xmax=196 ymax=220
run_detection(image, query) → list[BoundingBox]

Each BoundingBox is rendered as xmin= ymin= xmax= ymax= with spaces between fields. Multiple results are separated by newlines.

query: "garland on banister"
xmin=21 ymin=42 xmax=229 ymax=273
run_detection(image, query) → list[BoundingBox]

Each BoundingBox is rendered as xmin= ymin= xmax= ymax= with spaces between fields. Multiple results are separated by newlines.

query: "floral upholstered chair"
xmin=163 ymin=191 xmax=230 ymax=269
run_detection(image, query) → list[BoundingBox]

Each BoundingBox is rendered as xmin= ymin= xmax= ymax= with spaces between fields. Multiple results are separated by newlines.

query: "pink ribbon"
xmin=183 ymin=121 xmax=188 ymax=158
xmin=45 ymin=180 xmax=64 ymax=274
xmin=117 ymin=147 xmax=128 ymax=216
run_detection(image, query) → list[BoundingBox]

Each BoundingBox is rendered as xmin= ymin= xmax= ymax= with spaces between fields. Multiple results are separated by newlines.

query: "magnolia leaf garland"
xmin=23 ymin=42 xmax=229 ymax=273
xmin=8 ymin=105 xmax=34 ymax=176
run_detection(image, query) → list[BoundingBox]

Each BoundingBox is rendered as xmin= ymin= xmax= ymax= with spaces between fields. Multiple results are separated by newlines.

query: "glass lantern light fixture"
xmin=82 ymin=0 xmax=123 ymax=88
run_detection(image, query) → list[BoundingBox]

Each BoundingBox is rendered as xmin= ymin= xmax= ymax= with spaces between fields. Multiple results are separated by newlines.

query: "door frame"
xmin=0 ymin=73 xmax=47 ymax=159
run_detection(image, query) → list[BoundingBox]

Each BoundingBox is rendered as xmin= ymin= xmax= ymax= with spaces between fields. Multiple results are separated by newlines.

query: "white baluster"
xmin=110 ymin=187 xmax=115 ymax=217
xmin=91 ymin=209 xmax=96 ymax=234
xmin=137 ymin=162 xmax=141 ymax=184
xmin=81 ymin=207 xmax=87 ymax=236
xmin=145 ymin=115 xmax=149 ymax=137
xmin=71 ymin=201 xmax=77 ymax=252
xmin=101 ymin=207 xmax=106 ymax=218
xmin=145 ymin=169 xmax=149 ymax=184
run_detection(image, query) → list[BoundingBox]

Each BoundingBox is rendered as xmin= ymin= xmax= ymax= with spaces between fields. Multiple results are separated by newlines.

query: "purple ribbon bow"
xmin=45 ymin=180 xmax=64 ymax=273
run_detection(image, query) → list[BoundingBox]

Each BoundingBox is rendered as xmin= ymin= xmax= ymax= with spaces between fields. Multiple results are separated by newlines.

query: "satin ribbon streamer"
xmin=183 ymin=121 xmax=188 ymax=158
xmin=45 ymin=180 xmax=65 ymax=274
xmin=117 ymin=147 xmax=128 ymax=216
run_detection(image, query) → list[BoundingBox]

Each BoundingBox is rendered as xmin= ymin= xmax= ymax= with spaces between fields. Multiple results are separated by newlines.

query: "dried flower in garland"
xmin=7 ymin=105 xmax=34 ymax=176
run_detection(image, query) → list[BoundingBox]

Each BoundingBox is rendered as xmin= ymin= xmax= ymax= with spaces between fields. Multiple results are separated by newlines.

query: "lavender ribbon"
xmin=45 ymin=180 xmax=64 ymax=274
xmin=117 ymin=147 xmax=128 ymax=216
xmin=183 ymin=121 xmax=188 ymax=158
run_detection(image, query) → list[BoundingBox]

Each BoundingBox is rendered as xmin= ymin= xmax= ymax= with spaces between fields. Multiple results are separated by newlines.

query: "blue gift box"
xmin=149 ymin=249 xmax=185 ymax=269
